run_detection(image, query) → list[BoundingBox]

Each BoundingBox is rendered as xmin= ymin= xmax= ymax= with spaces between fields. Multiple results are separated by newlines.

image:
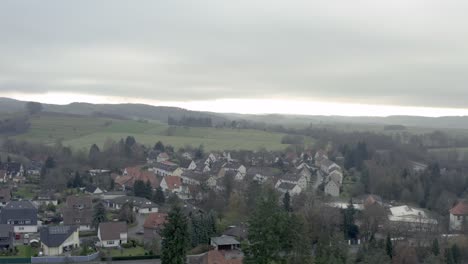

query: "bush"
xmin=121 ymin=243 xmax=133 ymax=249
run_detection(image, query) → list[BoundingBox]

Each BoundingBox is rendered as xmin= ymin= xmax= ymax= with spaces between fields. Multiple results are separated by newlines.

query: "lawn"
xmin=106 ymin=246 xmax=146 ymax=257
xmin=13 ymin=184 xmax=38 ymax=199
xmin=0 ymin=245 xmax=38 ymax=258
xmin=13 ymin=113 xmax=292 ymax=151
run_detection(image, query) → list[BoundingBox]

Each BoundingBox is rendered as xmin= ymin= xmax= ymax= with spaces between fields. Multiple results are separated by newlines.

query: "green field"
xmin=12 ymin=114 xmax=297 ymax=151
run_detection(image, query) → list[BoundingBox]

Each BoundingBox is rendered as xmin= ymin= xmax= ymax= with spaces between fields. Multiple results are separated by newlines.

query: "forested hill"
xmin=0 ymin=97 xmax=228 ymax=124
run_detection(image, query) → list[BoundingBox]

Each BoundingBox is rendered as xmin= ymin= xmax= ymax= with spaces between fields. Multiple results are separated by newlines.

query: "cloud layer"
xmin=1 ymin=0 xmax=468 ymax=108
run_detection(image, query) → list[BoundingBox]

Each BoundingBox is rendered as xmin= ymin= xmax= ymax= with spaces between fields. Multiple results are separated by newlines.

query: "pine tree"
xmin=153 ymin=187 xmax=165 ymax=204
xmin=386 ymin=234 xmax=393 ymax=259
xmin=154 ymin=141 xmax=165 ymax=152
xmin=92 ymin=202 xmax=107 ymax=229
xmin=161 ymin=205 xmax=189 ymax=264
xmin=431 ymin=238 xmax=440 ymax=256
xmin=283 ymin=192 xmax=291 ymax=212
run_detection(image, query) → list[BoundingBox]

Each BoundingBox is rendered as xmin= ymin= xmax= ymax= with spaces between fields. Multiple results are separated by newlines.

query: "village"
xmin=0 ymin=140 xmax=467 ymax=263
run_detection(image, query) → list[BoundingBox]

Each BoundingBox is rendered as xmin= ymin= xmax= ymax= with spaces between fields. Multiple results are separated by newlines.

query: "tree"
xmin=243 ymin=189 xmax=288 ymax=264
xmin=154 ymin=141 xmax=165 ymax=152
xmin=161 ymin=205 xmax=190 ymax=264
xmin=92 ymin=202 xmax=108 ymax=229
xmin=88 ymin=144 xmax=101 ymax=167
xmin=385 ymin=234 xmax=393 ymax=259
xmin=119 ymin=202 xmax=136 ymax=224
xmin=431 ymin=238 xmax=440 ymax=256
xmin=283 ymin=192 xmax=291 ymax=212
xmin=25 ymin=101 xmax=43 ymax=115
xmin=195 ymin=145 xmax=204 ymax=160
xmin=153 ymin=187 xmax=165 ymax=204
xmin=134 ymin=180 xmax=152 ymax=199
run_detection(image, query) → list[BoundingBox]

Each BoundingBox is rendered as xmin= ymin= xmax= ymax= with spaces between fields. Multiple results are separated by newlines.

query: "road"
xmin=128 ymin=213 xmax=148 ymax=240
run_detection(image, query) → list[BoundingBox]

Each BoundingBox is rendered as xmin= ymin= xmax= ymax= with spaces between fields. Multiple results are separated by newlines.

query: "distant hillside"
xmin=2 ymin=97 xmax=468 ymax=130
xmin=0 ymin=98 xmax=228 ymax=124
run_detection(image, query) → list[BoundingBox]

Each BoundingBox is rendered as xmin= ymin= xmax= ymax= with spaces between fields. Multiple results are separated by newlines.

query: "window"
xmin=107 ymin=241 xmax=115 ymax=245
xmin=458 ymin=216 xmax=462 ymax=221
xmin=19 ymin=227 xmax=24 ymax=231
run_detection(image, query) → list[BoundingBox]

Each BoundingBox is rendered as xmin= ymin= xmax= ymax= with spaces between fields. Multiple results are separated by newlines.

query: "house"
xmin=0 ymin=225 xmax=14 ymax=249
xmin=314 ymin=150 xmax=328 ymax=166
xmin=223 ymin=163 xmax=247 ymax=176
xmin=181 ymin=171 xmax=208 ymax=186
xmin=152 ymin=162 xmax=183 ymax=177
xmin=143 ymin=212 xmax=168 ymax=242
xmin=324 ymin=179 xmax=340 ymax=197
xmin=388 ymin=205 xmax=438 ymax=232
xmin=62 ymin=196 xmax=93 ymax=231
xmin=85 ymin=185 xmax=104 ymax=195
xmin=320 ymin=159 xmax=340 ymax=174
xmin=157 ymin=152 xmax=170 ymax=163
xmin=160 ymin=176 xmax=183 ymax=194
xmin=106 ymin=196 xmax=158 ymax=214
xmin=34 ymin=191 xmax=58 ymax=207
xmin=27 ymin=160 xmax=43 ymax=176
xmin=204 ymin=153 xmax=218 ymax=166
xmin=449 ymin=201 xmax=468 ymax=231
xmin=0 ymin=201 xmax=38 ymax=233
xmin=409 ymin=161 xmax=428 ymax=173
xmin=276 ymin=172 xmax=309 ymax=189
xmin=99 ymin=191 xmax=126 ymax=200
xmin=0 ymin=188 xmax=11 ymax=207
xmin=146 ymin=150 xmax=159 ymax=163
xmin=329 ymin=170 xmax=343 ymax=185
xmin=210 ymin=235 xmax=240 ymax=251
xmin=3 ymin=162 xmax=24 ymax=178
xmin=116 ymin=166 xmax=160 ymax=190
xmin=180 ymin=159 xmax=197 ymax=171
xmin=247 ymin=167 xmax=279 ymax=184
xmin=276 ymin=182 xmax=302 ymax=196
xmin=182 ymin=152 xmax=193 ymax=160
xmin=98 ymin=222 xmax=128 ymax=248
xmin=223 ymin=225 xmax=248 ymax=241
xmin=40 ymin=225 xmax=80 ymax=256
xmin=200 ymin=250 xmax=243 ymax=264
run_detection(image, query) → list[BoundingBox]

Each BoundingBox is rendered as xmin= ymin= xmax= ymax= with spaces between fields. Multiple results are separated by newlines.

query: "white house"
xmin=388 ymin=205 xmax=438 ymax=232
xmin=106 ymin=196 xmax=158 ymax=214
xmin=324 ymin=180 xmax=340 ymax=197
xmin=276 ymin=172 xmax=309 ymax=190
xmin=160 ymin=176 xmax=183 ymax=193
xmin=320 ymin=159 xmax=341 ymax=174
xmin=0 ymin=201 xmax=38 ymax=233
xmin=329 ymin=170 xmax=343 ymax=185
xmin=40 ymin=226 xmax=80 ymax=256
xmin=449 ymin=201 xmax=468 ymax=231
xmin=98 ymin=222 xmax=128 ymax=248
xmin=276 ymin=182 xmax=302 ymax=196
xmin=157 ymin=152 xmax=170 ymax=162
xmin=152 ymin=162 xmax=183 ymax=177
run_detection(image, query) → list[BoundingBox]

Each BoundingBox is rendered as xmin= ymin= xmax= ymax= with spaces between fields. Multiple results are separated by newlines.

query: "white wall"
xmin=14 ymin=225 xmax=37 ymax=233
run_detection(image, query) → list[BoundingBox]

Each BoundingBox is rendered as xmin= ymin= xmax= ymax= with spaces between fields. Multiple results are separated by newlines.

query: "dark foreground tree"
xmin=161 ymin=205 xmax=190 ymax=264
xmin=92 ymin=202 xmax=107 ymax=229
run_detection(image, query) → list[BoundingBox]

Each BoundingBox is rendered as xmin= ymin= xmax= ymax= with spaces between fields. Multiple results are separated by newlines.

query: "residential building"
xmin=115 ymin=166 xmax=160 ymax=190
xmin=40 ymin=226 xmax=80 ymax=256
xmin=62 ymin=196 xmax=93 ymax=231
xmin=276 ymin=172 xmax=309 ymax=189
xmin=319 ymin=159 xmax=340 ymax=174
xmin=276 ymin=182 xmax=302 ymax=196
xmin=181 ymin=171 xmax=208 ymax=186
xmin=33 ymin=191 xmax=58 ymax=207
xmin=324 ymin=179 xmax=340 ymax=197
xmin=388 ymin=205 xmax=438 ymax=232
xmin=157 ymin=152 xmax=170 ymax=163
xmin=98 ymin=222 xmax=128 ymax=248
xmin=85 ymin=185 xmax=104 ymax=195
xmin=0 ymin=225 xmax=14 ymax=249
xmin=152 ymin=162 xmax=183 ymax=177
xmin=449 ymin=201 xmax=468 ymax=231
xmin=210 ymin=235 xmax=240 ymax=251
xmin=106 ymin=196 xmax=158 ymax=214
xmin=160 ymin=176 xmax=183 ymax=193
xmin=180 ymin=159 xmax=197 ymax=171
xmin=0 ymin=201 xmax=38 ymax=233
xmin=143 ymin=212 xmax=168 ymax=242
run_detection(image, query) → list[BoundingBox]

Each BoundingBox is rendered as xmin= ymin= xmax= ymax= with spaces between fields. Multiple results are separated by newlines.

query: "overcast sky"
xmin=1 ymin=0 xmax=468 ymax=116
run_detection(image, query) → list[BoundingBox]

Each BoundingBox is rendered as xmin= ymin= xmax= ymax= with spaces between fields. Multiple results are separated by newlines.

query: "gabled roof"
xmin=450 ymin=201 xmax=468 ymax=215
xmin=143 ymin=213 xmax=168 ymax=229
xmin=40 ymin=225 xmax=78 ymax=247
xmin=277 ymin=182 xmax=298 ymax=191
xmin=181 ymin=171 xmax=208 ymax=182
xmin=163 ymin=176 xmax=182 ymax=190
xmin=211 ymin=235 xmax=240 ymax=246
xmin=153 ymin=162 xmax=179 ymax=172
xmin=246 ymin=167 xmax=279 ymax=177
xmin=110 ymin=196 xmax=157 ymax=209
xmin=281 ymin=172 xmax=302 ymax=182
xmin=179 ymin=159 xmax=195 ymax=169
xmin=99 ymin=222 xmax=127 ymax=240
xmin=66 ymin=196 xmax=92 ymax=209
xmin=0 ymin=201 xmax=38 ymax=225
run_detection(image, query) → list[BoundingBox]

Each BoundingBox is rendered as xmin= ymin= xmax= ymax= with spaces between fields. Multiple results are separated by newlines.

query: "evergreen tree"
xmin=161 ymin=205 xmax=190 ymax=264
xmin=244 ymin=189 xmax=288 ymax=264
xmin=88 ymin=144 xmax=101 ymax=167
xmin=283 ymin=192 xmax=291 ymax=212
xmin=385 ymin=234 xmax=393 ymax=259
xmin=195 ymin=145 xmax=204 ymax=160
xmin=154 ymin=141 xmax=165 ymax=152
xmin=92 ymin=202 xmax=107 ymax=229
xmin=451 ymin=244 xmax=460 ymax=264
xmin=72 ymin=172 xmax=83 ymax=188
xmin=431 ymin=238 xmax=440 ymax=256
xmin=153 ymin=187 xmax=166 ymax=204
xmin=119 ymin=202 xmax=135 ymax=224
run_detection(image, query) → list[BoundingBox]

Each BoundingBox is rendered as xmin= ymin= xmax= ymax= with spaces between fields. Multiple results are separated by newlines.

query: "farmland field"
xmin=11 ymin=114 xmax=302 ymax=151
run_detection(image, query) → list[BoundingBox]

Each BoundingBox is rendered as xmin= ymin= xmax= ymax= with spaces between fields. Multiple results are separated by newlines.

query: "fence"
xmin=31 ymin=252 xmax=100 ymax=263
xmin=0 ymin=258 xmax=31 ymax=264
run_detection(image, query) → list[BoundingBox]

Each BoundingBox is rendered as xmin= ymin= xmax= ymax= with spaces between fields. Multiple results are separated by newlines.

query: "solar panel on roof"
xmin=49 ymin=226 xmax=70 ymax=235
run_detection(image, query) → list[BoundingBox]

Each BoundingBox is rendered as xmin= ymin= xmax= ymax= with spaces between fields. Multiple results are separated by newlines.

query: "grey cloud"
xmin=1 ymin=0 xmax=468 ymax=107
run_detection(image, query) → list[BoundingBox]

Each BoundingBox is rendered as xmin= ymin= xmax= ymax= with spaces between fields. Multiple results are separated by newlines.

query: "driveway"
xmin=128 ymin=213 xmax=148 ymax=240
